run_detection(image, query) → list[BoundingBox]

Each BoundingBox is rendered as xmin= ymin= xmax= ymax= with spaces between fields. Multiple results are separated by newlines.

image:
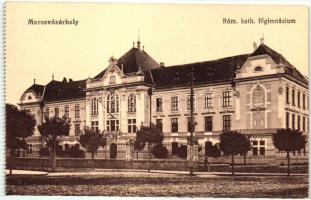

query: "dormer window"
xmin=254 ymin=66 xmax=263 ymax=72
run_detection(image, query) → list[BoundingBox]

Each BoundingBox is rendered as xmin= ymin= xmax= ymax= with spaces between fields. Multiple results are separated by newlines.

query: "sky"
xmin=6 ymin=2 xmax=308 ymax=105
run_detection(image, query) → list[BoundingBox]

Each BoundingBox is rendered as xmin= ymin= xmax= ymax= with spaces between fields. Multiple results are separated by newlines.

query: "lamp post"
xmin=189 ymin=67 xmax=195 ymax=176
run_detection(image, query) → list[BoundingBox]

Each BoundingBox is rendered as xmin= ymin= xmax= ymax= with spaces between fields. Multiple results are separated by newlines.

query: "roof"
xmin=25 ymin=84 xmax=45 ymax=96
xmin=118 ymin=47 xmax=160 ymax=74
xmin=252 ymin=44 xmax=308 ymax=84
xmin=42 ymin=79 xmax=86 ymax=101
xmin=94 ymin=47 xmax=160 ymax=79
xmin=150 ymin=54 xmax=249 ymax=88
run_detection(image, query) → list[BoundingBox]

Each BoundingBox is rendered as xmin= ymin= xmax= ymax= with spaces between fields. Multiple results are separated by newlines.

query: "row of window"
xmin=88 ymin=119 xmax=137 ymax=133
xmin=45 ymin=105 xmax=80 ymax=119
xmin=90 ymin=92 xmax=136 ymax=116
xmin=285 ymin=87 xmax=307 ymax=109
xmin=156 ymin=91 xmax=232 ymax=112
xmin=285 ymin=112 xmax=307 ymax=132
xmin=155 ymin=115 xmax=232 ymax=133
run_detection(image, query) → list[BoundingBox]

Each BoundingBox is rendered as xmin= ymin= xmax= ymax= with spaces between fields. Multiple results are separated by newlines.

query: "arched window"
xmin=107 ymin=92 xmax=119 ymax=113
xmin=91 ymin=98 xmax=98 ymax=115
xmin=128 ymin=93 xmax=136 ymax=112
xmin=252 ymin=86 xmax=265 ymax=104
xmin=254 ymin=66 xmax=263 ymax=72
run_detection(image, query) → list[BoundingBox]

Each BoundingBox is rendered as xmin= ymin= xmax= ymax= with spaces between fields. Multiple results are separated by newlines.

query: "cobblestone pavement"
xmin=6 ymin=172 xmax=308 ymax=198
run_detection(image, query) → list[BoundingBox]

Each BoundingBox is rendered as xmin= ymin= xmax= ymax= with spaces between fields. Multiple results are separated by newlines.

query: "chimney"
xmin=160 ymin=62 xmax=165 ymax=68
xmin=33 ymin=78 xmax=36 ymax=84
xmin=253 ymin=42 xmax=258 ymax=51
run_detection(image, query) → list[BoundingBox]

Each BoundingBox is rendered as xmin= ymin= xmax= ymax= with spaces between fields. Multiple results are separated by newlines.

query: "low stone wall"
xmin=9 ymin=157 xmax=198 ymax=171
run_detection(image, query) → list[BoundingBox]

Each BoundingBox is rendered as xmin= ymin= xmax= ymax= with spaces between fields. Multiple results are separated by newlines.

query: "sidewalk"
xmin=5 ymin=169 xmax=48 ymax=175
xmin=6 ymin=168 xmax=308 ymax=177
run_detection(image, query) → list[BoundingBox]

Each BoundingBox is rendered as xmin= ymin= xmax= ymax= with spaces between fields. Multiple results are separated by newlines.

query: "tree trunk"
xmin=148 ymin=143 xmax=151 ymax=173
xmin=231 ymin=154 xmax=235 ymax=176
xmin=9 ymin=148 xmax=14 ymax=175
xmin=52 ymin=139 xmax=57 ymax=171
xmin=91 ymin=152 xmax=95 ymax=170
xmin=243 ymin=152 xmax=246 ymax=165
xmin=287 ymin=151 xmax=290 ymax=176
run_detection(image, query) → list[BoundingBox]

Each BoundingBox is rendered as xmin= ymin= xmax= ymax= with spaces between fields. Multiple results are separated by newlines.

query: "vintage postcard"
xmin=4 ymin=2 xmax=309 ymax=198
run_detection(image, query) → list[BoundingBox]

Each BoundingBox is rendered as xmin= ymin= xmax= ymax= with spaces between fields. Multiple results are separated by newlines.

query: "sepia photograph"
xmin=4 ymin=2 xmax=309 ymax=198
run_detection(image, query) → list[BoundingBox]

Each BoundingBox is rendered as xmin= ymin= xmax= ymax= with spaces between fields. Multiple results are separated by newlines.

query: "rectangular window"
xmin=186 ymin=95 xmax=195 ymax=110
xmin=27 ymin=144 xmax=32 ymax=154
xmin=303 ymin=116 xmax=306 ymax=132
xmin=75 ymin=105 xmax=80 ymax=118
xmin=223 ymin=115 xmax=231 ymax=131
xmin=205 ymin=116 xmax=213 ymax=132
xmin=205 ymin=93 xmax=213 ymax=108
xmin=55 ymin=107 xmax=59 ymax=118
xmin=45 ymin=108 xmax=49 ymax=119
xmin=292 ymin=114 xmax=295 ymax=130
xmin=223 ymin=91 xmax=231 ymax=107
xmin=128 ymin=119 xmax=136 ymax=133
xmin=91 ymin=121 xmax=99 ymax=132
xmin=156 ymin=119 xmax=163 ymax=132
xmin=252 ymin=140 xmax=265 ymax=156
xmin=156 ymin=98 xmax=163 ymax=112
xmin=297 ymin=92 xmax=301 ymax=108
xmin=171 ymin=118 xmax=178 ymax=133
xmin=298 ymin=115 xmax=301 ymax=131
xmin=75 ymin=124 xmax=80 ymax=136
xmin=171 ymin=96 xmax=178 ymax=111
xmin=292 ymin=89 xmax=295 ymax=106
xmin=286 ymin=112 xmax=290 ymax=129
xmin=303 ymin=94 xmax=306 ymax=109
xmin=65 ymin=106 xmax=69 ymax=118
xmin=286 ymin=87 xmax=290 ymax=104
xmin=106 ymin=120 xmax=119 ymax=132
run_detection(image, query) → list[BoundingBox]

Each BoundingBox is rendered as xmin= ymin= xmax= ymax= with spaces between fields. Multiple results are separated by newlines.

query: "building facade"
xmin=19 ymin=40 xmax=309 ymax=160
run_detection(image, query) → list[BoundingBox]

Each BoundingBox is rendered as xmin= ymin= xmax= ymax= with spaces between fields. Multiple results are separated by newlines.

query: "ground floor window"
xmin=204 ymin=116 xmax=213 ymax=132
xmin=128 ymin=119 xmax=136 ymax=133
xmin=252 ymin=140 xmax=265 ymax=156
xmin=27 ymin=144 xmax=32 ymax=154
xmin=91 ymin=121 xmax=99 ymax=132
xmin=156 ymin=119 xmax=163 ymax=132
xmin=223 ymin=115 xmax=231 ymax=131
xmin=171 ymin=118 xmax=178 ymax=133
xmin=107 ymin=119 xmax=119 ymax=132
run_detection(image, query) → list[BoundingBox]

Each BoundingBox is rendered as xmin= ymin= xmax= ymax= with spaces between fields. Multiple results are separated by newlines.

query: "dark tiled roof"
xmin=252 ymin=44 xmax=307 ymax=84
xmin=94 ymin=47 xmax=159 ymax=79
xmin=42 ymin=79 xmax=86 ymax=101
xmin=118 ymin=47 xmax=159 ymax=74
xmin=94 ymin=69 xmax=107 ymax=79
xmin=150 ymin=54 xmax=249 ymax=88
xmin=26 ymin=84 xmax=45 ymax=96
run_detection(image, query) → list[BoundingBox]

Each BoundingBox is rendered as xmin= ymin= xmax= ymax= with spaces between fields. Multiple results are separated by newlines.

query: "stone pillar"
xmin=125 ymin=140 xmax=133 ymax=161
xmin=187 ymin=138 xmax=199 ymax=162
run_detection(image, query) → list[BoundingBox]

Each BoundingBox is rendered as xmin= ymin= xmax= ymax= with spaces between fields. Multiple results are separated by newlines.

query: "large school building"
xmin=19 ymin=39 xmax=308 ymax=160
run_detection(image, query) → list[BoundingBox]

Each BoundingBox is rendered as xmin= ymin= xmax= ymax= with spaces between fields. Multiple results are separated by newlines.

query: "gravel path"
xmin=6 ymin=173 xmax=308 ymax=198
